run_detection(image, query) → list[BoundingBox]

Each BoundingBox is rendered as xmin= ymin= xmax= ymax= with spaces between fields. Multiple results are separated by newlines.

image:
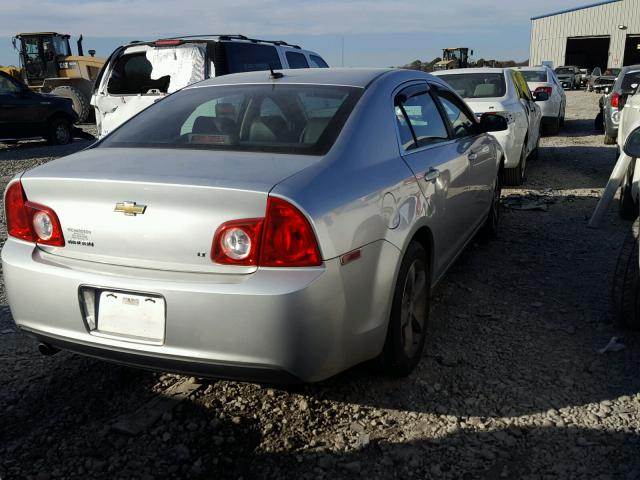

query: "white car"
xmin=616 ymin=88 xmax=640 ymax=219
xmin=434 ymin=68 xmax=543 ymax=185
xmin=517 ymin=66 xmax=566 ymax=134
xmin=91 ymin=35 xmax=329 ymax=138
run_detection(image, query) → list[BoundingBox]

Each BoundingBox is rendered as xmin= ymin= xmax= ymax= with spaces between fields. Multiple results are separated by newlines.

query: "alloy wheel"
xmin=400 ymin=259 xmax=427 ymax=357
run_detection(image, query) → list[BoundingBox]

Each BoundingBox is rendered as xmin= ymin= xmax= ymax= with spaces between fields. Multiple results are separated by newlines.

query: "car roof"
xmin=516 ymin=66 xmax=550 ymax=71
xmin=186 ymin=68 xmax=396 ymax=89
xmin=434 ymin=67 xmax=507 ymax=75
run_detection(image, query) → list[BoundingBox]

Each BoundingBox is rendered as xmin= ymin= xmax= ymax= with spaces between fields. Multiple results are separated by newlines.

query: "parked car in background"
xmin=517 ymin=65 xmax=566 ymax=134
xmin=616 ymin=86 xmax=640 ymax=219
xmin=0 ymin=70 xmax=78 ymax=145
xmin=555 ymin=66 xmax=582 ymax=90
xmin=579 ymin=68 xmax=589 ymax=88
xmin=592 ymin=67 xmax=621 ymax=94
xmin=3 ymin=68 xmax=509 ymax=382
xmin=91 ymin=34 xmax=329 ymax=138
xmin=434 ymin=67 xmax=543 ymax=185
xmin=600 ymin=64 xmax=640 ymax=144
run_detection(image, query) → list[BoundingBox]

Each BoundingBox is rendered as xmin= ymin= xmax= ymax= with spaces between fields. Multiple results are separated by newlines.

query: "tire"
xmin=612 ymin=218 xmax=640 ymax=330
xmin=47 ymin=116 xmax=72 ymax=145
xmin=547 ymin=115 xmax=561 ymax=135
xmin=50 ymin=85 xmax=90 ymax=123
xmin=503 ymin=145 xmax=525 ymax=186
xmin=604 ymin=134 xmax=617 ymax=145
xmin=528 ymin=134 xmax=540 ymax=160
xmin=482 ymin=169 xmax=502 ymax=238
xmin=595 ymin=112 xmax=604 ymax=132
xmin=620 ymin=156 xmax=638 ymax=220
xmin=380 ymin=241 xmax=430 ymax=376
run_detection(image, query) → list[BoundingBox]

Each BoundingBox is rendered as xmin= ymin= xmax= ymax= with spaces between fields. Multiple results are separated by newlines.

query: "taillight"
xmin=155 ymin=39 xmax=182 ymax=46
xmin=611 ymin=92 xmax=620 ymax=108
xmin=260 ymin=197 xmax=321 ymax=267
xmin=5 ymin=180 xmax=65 ymax=246
xmin=534 ymin=86 xmax=553 ymax=96
xmin=211 ymin=197 xmax=322 ymax=267
xmin=212 ymin=218 xmax=263 ymax=265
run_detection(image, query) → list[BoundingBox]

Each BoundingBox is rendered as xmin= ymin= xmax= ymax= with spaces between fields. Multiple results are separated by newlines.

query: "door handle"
xmin=424 ymin=168 xmax=440 ymax=182
xmin=468 ymin=151 xmax=478 ymax=161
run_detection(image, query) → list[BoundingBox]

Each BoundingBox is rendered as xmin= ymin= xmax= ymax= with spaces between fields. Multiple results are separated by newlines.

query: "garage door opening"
xmin=624 ymin=35 xmax=640 ymax=66
xmin=565 ymin=36 xmax=610 ymax=71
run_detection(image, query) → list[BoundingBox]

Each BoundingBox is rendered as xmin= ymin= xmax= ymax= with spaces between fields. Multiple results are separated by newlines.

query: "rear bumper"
xmin=490 ymin=126 xmax=520 ymax=168
xmin=3 ymin=239 xmax=398 ymax=382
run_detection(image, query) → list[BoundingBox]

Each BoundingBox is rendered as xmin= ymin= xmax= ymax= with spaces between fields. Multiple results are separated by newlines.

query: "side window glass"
xmin=395 ymin=89 xmax=449 ymax=151
xmin=435 ymin=91 xmax=476 ymax=139
xmin=0 ymin=76 xmax=20 ymax=95
xmin=309 ymin=55 xmax=329 ymax=68
xmin=224 ymin=43 xmax=282 ymax=73
xmin=286 ymin=52 xmax=309 ymax=69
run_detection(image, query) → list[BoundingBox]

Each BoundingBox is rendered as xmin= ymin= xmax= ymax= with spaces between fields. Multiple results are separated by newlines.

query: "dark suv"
xmin=0 ymin=71 xmax=78 ymax=145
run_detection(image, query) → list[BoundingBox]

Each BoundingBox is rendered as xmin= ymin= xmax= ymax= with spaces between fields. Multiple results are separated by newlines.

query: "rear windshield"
xmin=99 ymin=84 xmax=362 ymax=155
xmin=106 ymin=44 xmax=206 ymax=95
xmin=621 ymin=71 xmax=640 ymax=92
xmin=440 ymin=73 xmax=506 ymax=98
xmin=555 ymin=67 xmax=574 ymax=75
xmin=521 ymin=70 xmax=547 ymax=82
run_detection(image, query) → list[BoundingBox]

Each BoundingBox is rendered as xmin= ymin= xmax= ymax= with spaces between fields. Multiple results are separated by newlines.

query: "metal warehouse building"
xmin=530 ymin=0 xmax=640 ymax=70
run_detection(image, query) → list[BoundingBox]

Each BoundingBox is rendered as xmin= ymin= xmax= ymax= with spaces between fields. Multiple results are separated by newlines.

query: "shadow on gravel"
xmin=508 ymin=145 xmax=618 ymax=190
xmin=559 ymin=118 xmax=602 ymax=137
xmin=0 ymin=139 xmax=95 ymax=162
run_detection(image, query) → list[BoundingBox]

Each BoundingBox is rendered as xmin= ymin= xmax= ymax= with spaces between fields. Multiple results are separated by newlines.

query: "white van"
xmin=91 ymin=34 xmax=329 ymax=137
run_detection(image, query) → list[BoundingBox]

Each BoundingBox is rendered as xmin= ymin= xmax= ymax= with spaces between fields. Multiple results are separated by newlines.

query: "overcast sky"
xmin=0 ymin=0 xmax=592 ymax=67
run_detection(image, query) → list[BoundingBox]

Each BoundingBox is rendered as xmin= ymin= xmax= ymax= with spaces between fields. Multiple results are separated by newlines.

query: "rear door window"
xmin=433 ymin=90 xmax=477 ymax=139
xmin=309 ymin=55 xmax=329 ymax=68
xmin=395 ymin=87 xmax=449 ymax=151
xmin=286 ymin=52 xmax=309 ymax=69
xmin=224 ymin=43 xmax=282 ymax=73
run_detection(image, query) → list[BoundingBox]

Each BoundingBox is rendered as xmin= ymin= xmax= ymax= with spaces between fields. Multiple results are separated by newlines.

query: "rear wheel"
xmin=380 ymin=241 xmax=430 ymax=376
xmin=612 ymin=219 xmax=640 ymax=330
xmin=47 ymin=117 xmax=72 ymax=145
xmin=547 ymin=115 xmax=561 ymax=135
xmin=503 ymin=145 xmax=525 ymax=186
xmin=51 ymin=85 xmax=90 ymax=123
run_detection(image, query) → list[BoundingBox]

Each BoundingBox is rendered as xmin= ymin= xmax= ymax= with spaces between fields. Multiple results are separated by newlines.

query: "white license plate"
xmin=97 ymin=291 xmax=165 ymax=342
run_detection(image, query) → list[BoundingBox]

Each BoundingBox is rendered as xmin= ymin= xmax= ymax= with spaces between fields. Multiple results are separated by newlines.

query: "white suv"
xmin=91 ymin=35 xmax=329 ymax=137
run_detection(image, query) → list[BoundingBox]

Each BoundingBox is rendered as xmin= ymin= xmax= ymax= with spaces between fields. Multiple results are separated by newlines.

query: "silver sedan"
xmin=2 ymin=68 xmax=507 ymax=382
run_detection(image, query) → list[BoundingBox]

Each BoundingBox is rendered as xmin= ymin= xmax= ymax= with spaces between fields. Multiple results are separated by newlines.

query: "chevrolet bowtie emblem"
xmin=114 ymin=201 xmax=147 ymax=216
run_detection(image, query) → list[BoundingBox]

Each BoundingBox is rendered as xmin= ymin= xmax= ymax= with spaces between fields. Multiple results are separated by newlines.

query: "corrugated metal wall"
xmin=530 ymin=0 xmax=640 ymax=67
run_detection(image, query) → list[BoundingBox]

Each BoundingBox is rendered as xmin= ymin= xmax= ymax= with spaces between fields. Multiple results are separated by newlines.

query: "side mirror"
xmin=534 ymin=91 xmax=549 ymax=102
xmin=624 ymin=126 xmax=640 ymax=157
xmin=479 ymin=113 xmax=508 ymax=133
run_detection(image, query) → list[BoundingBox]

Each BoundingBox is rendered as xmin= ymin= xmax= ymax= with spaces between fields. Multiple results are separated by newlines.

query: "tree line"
xmin=402 ymin=58 xmax=529 ymax=72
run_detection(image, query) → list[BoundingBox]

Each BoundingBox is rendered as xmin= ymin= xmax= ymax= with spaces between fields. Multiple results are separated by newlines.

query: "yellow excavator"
xmin=433 ymin=48 xmax=473 ymax=71
xmin=0 ymin=32 xmax=105 ymax=122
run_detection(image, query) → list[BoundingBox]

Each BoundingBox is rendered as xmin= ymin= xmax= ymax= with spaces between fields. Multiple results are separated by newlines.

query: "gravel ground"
xmin=1 ymin=93 xmax=639 ymax=480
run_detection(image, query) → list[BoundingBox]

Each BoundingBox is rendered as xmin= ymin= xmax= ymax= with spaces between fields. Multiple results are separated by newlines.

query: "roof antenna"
xmin=269 ymin=64 xmax=284 ymax=79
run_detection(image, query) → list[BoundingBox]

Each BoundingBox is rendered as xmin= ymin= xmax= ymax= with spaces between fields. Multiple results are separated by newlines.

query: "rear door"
xmin=393 ymin=82 xmax=471 ymax=274
xmin=0 ymin=73 xmax=47 ymax=139
xmin=432 ymin=86 xmax=496 ymax=230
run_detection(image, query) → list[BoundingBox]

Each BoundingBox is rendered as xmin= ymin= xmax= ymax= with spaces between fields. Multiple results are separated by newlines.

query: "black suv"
xmin=0 ymin=71 xmax=78 ymax=145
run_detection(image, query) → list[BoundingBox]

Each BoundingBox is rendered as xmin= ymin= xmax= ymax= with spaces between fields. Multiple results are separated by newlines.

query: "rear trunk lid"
xmin=20 ymin=148 xmax=319 ymax=273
